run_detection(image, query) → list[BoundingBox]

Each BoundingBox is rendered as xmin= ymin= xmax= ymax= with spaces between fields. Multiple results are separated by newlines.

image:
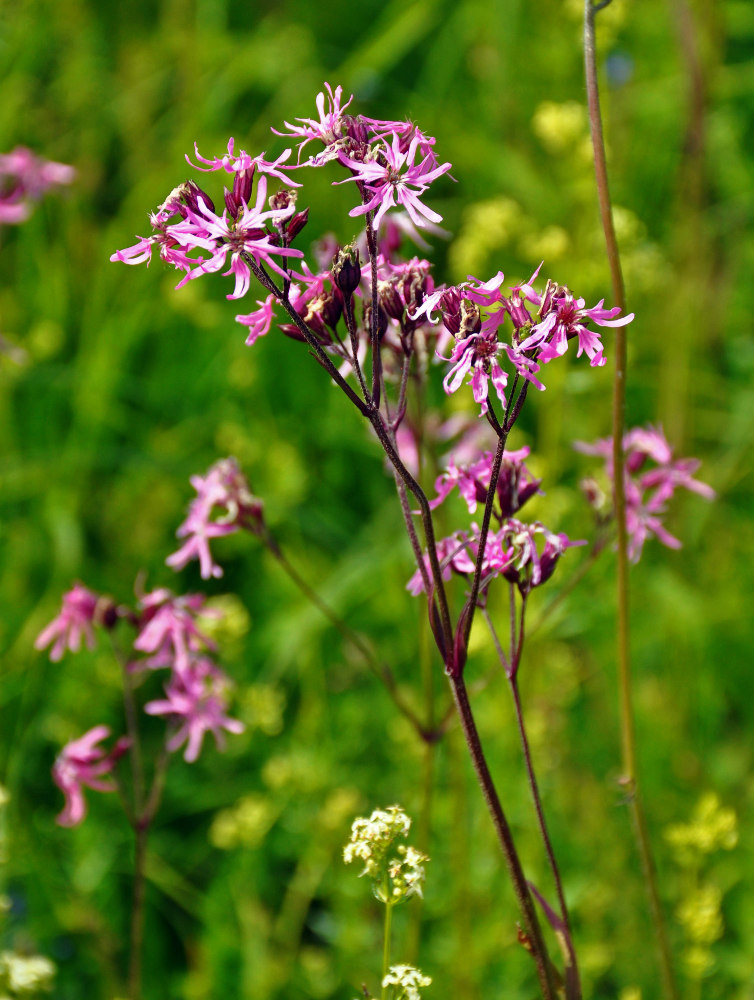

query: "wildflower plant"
xmin=344 ymin=807 xmax=430 ymax=1000
xmin=36 ymin=530 xmax=245 ymax=994
xmin=102 ymin=71 xmax=719 ymax=1000
xmin=665 ymin=795 xmax=738 ymax=982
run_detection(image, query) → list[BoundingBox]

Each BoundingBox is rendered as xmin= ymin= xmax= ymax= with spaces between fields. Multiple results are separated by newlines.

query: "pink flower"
xmin=0 ymin=147 xmax=75 ymax=225
xmin=406 ymin=532 xmax=476 ymax=596
xmin=133 ymin=589 xmax=215 ymax=674
xmin=187 ymin=138 xmax=300 ymax=187
xmin=485 ymin=519 xmax=584 ymax=592
xmin=166 ymin=458 xmax=265 ymax=579
xmin=170 ymin=175 xmax=303 ymax=287
xmin=35 ymin=584 xmax=101 ymax=662
xmin=52 ymin=726 xmax=130 ymax=827
xmin=337 ymin=133 xmax=452 ymax=230
xmin=517 ymin=282 xmax=634 ymax=368
xmin=273 ymin=83 xmax=355 ymax=161
xmin=429 ymin=447 xmax=541 ymax=517
xmin=145 ymin=658 xmax=244 ymax=763
xmin=575 ymin=425 xmax=715 ymax=562
xmin=235 ymin=294 xmax=277 ymax=345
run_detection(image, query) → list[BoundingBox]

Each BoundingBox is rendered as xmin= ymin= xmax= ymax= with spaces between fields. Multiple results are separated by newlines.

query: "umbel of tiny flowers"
xmin=575 ymin=424 xmax=715 ymax=562
xmin=380 ymin=965 xmax=432 ymax=1000
xmin=343 ymin=805 xmax=427 ymax=904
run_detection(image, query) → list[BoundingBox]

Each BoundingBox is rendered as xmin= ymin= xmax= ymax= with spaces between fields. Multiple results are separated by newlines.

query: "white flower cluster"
xmin=387 ymin=844 xmax=428 ymax=902
xmin=343 ymin=806 xmax=411 ymax=879
xmin=343 ymin=805 xmax=428 ymax=904
xmin=382 ymin=964 xmax=432 ymax=1000
xmin=0 ymin=951 xmax=56 ymax=996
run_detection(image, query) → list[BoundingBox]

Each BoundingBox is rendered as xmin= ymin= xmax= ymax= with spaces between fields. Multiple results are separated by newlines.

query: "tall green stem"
xmin=584 ymin=4 xmax=679 ymax=998
xmin=381 ymin=898 xmax=394 ymax=1000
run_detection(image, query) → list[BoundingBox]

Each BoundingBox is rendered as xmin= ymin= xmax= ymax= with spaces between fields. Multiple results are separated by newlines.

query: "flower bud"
xmin=286 ymin=207 xmax=309 ymax=241
xmin=440 ymin=288 xmax=463 ymax=335
xmin=181 ymin=179 xmax=215 ymax=216
xmin=377 ymin=279 xmax=404 ymax=322
xmin=233 ymin=165 xmax=255 ymax=207
xmin=269 ymin=189 xmax=297 ymax=216
xmin=332 ymin=245 xmax=362 ymax=297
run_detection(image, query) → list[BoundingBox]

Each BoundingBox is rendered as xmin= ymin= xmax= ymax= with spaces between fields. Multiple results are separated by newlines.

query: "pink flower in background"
xmin=166 ymin=458 xmax=265 ymax=579
xmin=133 ymin=589 xmax=215 ymax=674
xmin=52 ymin=726 xmax=130 ymax=826
xmin=576 ymin=425 xmax=715 ymax=561
xmin=0 ymin=147 xmax=75 ymax=225
xmin=145 ymin=658 xmax=244 ymax=763
xmin=35 ymin=583 xmax=101 ymax=662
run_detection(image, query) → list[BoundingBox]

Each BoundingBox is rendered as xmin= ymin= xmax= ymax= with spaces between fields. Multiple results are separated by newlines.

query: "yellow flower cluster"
xmin=665 ymin=793 xmax=737 ymax=981
xmin=665 ymin=792 xmax=738 ymax=864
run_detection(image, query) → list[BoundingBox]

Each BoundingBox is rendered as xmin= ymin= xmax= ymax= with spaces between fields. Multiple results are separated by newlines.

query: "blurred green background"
xmin=1 ymin=0 xmax=753 ymax=997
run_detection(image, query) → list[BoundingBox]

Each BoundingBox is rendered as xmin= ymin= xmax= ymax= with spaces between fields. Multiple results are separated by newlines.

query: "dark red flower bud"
xmin=286 ymin=207 xmax=309 ymax=241
xmin=181 ymin=180 xmax=215 ymax=215
xmin=377 ymin=279 xmax=404 ymax=322
xmin=233 ymin=165 xmax=255 ymax=207
xmin=332 ymin=245 xmax=362 ymax=297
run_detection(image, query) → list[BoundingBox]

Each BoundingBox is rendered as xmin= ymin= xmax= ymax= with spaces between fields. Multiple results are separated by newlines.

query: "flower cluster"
xmin=381 ymin=965 xmax=432 ymax=1000
xmin=576 ymin=425 xmax=714 ymax=561
xmin=343 ymin=806 xmax=427 ymax=903
xmin=409 ymin=448 xmax=580 ymax=598
xmin=0 ymin=146 xmax=74 ymax=225
xmin=111 ymin=83 xmax=451 ymax=348
xmin=166 ymin=457 xmax=265 ymax=579
xmin=415 ymin=265 xmax=633 ymax=414
xmin=37 ymin=464 xmax=251 ymax=824
xmin=0 ymin=949 xmax=56 ymax=996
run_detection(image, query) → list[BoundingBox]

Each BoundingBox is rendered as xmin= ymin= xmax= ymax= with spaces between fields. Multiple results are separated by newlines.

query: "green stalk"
xmin=584 ymin=4 xmax=679 ymax=997
xmin=381 ymin=897 xmax=394 ymax=1000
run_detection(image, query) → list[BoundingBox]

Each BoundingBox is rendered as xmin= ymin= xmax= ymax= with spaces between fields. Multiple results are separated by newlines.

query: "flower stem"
xmin=485 ymin=605 xmax=581 ymax=998
xmin=261 ymin=526 xmax=427 ymax=737
xmin=128 ymin=821 xmax=147 ymax=1000
xmin=381 ymin=898 xmax=393 ymax=1000
xmin=449 ymin=674 xmax=556 ymax=1000
xmin=584 ymin=4 xmax=679 ymax=997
